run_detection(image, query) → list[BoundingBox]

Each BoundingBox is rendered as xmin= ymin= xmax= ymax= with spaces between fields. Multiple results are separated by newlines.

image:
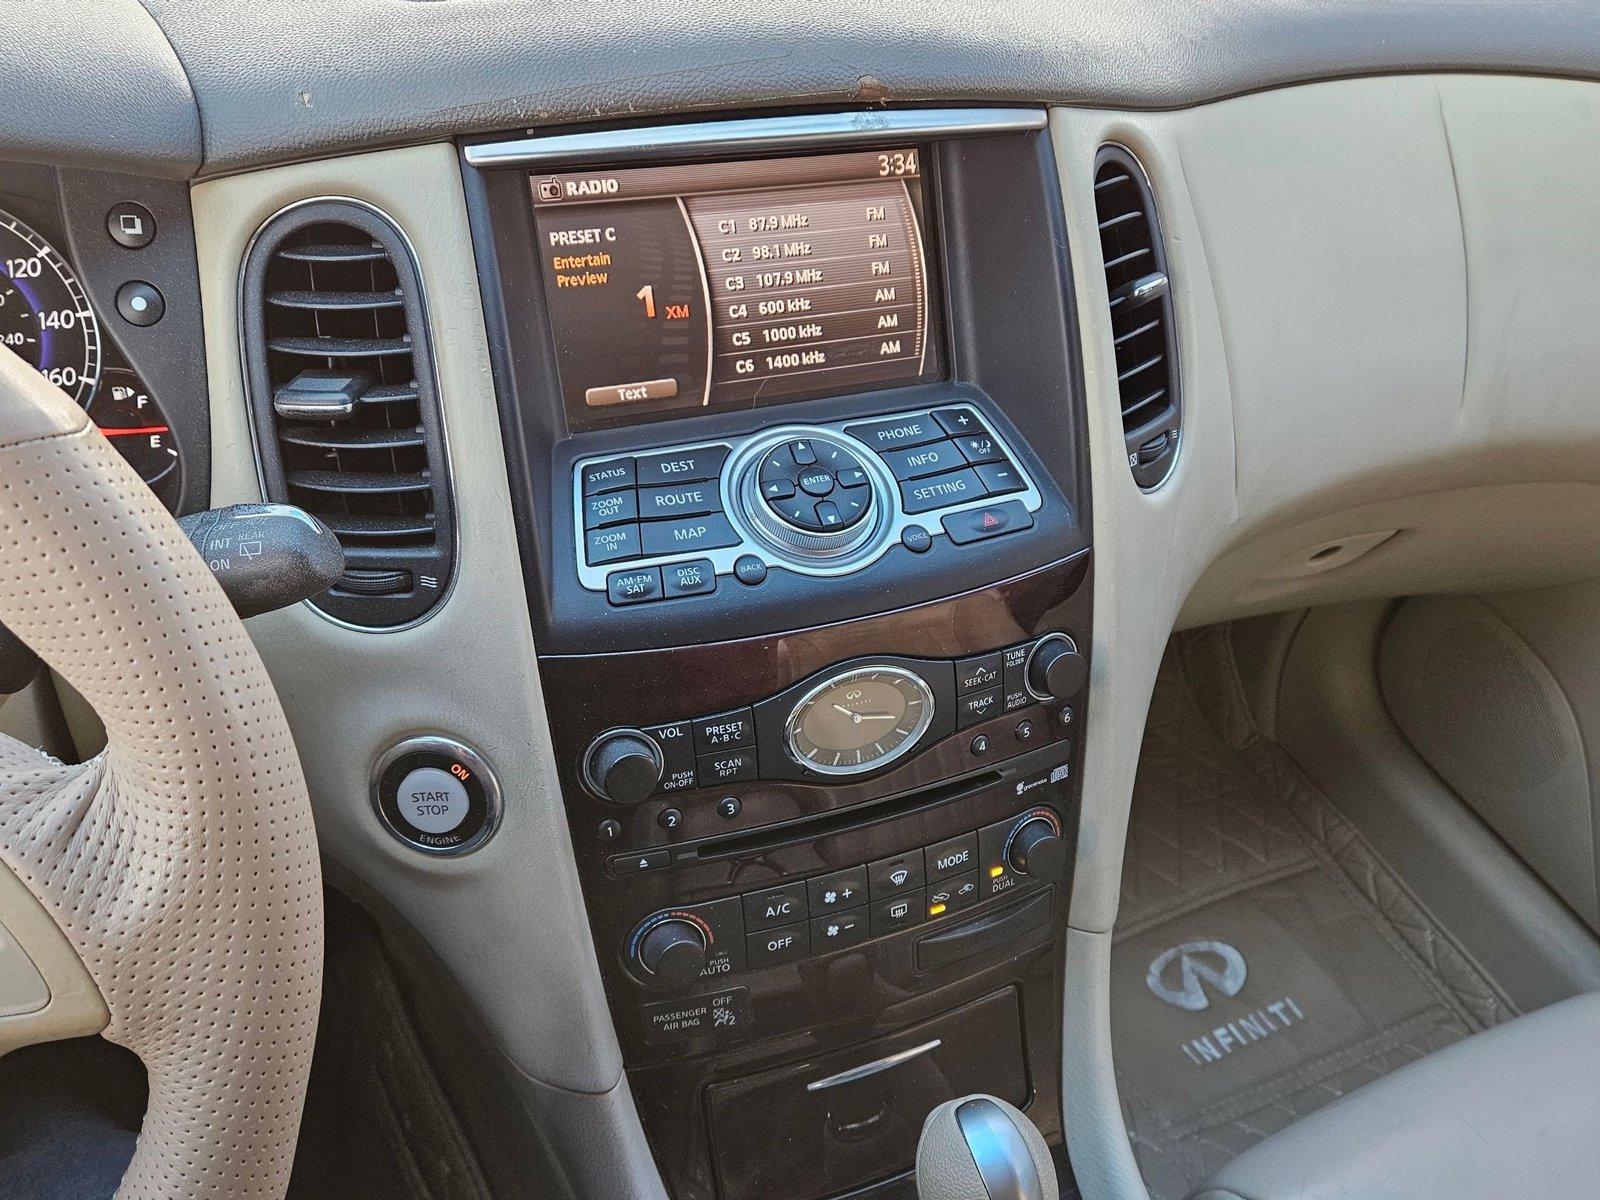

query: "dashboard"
xmin=0 ymin=165 xmax=209 ymax=515
xmin=12 ymin=6 xmax=1600 ymax=1200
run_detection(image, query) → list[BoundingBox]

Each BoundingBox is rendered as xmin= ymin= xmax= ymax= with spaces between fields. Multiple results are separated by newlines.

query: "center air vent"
xmin=241 ymin=201 xmax=454 ymax=628
xmin=1093 ymin=146 xmax=1180 ymax=489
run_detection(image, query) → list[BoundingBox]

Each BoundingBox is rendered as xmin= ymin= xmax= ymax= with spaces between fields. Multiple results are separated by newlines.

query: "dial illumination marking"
xmin=0 ymin=211 xmax=101 ymax=404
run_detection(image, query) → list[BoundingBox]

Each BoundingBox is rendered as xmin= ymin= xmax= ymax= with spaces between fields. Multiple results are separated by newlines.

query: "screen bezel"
xmin=530 ymin=142 xmax=950 ymax=434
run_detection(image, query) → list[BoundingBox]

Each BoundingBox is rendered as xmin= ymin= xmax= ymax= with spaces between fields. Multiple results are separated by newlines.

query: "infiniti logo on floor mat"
xmin=1146 ymin=940 xmax=1248 ymax=1011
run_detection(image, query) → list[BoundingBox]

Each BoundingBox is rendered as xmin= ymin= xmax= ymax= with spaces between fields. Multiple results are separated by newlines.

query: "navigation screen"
xmin=530 ymin=148 xmax=943 ymax=429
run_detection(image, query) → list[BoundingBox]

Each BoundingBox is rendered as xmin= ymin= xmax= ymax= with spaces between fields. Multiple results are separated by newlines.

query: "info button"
xmin=584 ymin=378 xmax=679 ymax=408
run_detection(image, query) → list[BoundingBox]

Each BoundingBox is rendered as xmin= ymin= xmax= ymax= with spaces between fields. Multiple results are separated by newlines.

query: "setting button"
xmin=746 ymin=923 xmax=809 ymax=968
xmin=693 ymin=709 xmax=754 ymax=752
xmin=744 ymin=883 xmax=808 ymax=931
xmin=635 ymin=445 xmax=729 ymax=488
xmin=900 ymin=469 xmax=985 ymax=514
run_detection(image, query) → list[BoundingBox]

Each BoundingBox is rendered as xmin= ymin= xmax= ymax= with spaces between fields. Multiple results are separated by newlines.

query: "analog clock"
xmin=784 ymin=665 xmax=935 ymax=776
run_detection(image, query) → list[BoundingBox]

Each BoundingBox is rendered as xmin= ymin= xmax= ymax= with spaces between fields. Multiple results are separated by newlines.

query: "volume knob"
xmin=636 ymin=918 xmax=708 ymax=991
xmin=583 ymin=730 xmax=663 ymax=805
xmin=1025 ymin=634 xmax=1088 ymax=702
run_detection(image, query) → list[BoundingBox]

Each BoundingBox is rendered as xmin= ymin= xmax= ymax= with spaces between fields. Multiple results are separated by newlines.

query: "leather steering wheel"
xmin=0 ymin=346 xmax=322 ymax=1199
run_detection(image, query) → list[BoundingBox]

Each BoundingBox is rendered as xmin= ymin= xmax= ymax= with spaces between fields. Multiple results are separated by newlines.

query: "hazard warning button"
xmin=940 ymin=500 xmax=1035 ymax=545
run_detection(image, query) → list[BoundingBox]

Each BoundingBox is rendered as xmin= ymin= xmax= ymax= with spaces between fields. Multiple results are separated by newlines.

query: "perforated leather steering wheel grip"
xmin=0 ymin=346 xmax=323 ymax=1199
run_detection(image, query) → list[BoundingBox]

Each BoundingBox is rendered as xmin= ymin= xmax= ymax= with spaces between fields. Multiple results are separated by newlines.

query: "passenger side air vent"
xmin=241 ymin=201 xmax=454 ymax=628
xmin=1093 ymin=146 xmax=1180 ymax=489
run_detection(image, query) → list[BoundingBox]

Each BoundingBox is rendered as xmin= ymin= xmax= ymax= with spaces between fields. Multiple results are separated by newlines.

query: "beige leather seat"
xmin=1191 ymin=991 xmax=1600 ymax=1200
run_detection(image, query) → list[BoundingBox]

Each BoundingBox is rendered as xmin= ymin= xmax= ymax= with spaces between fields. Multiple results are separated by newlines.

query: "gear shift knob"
xmin=916 ymin=1095 xmax=1058 ymax=1200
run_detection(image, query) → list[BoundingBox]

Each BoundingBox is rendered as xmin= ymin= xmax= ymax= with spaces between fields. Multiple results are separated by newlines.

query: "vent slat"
xmin=279 ymin=424 xmax=427 ymax=451
xmin=320 ymin=513 xmax=438 ymax=540
xmin=269 ymin=288 xmax=404 ymax=312
xmin=275 ymin=242 xmax=386 ymax=264
xmin=1096 ymin=147 xmax=1180 ymax=486
xmin=268 ymin=335 xmax=412 ymax=358
xmin=287 ymin=469 xmax=431 ymax=496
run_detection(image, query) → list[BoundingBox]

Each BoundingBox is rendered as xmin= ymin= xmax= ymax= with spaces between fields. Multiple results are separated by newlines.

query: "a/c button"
xmin=745 ymin=923 xmax=809 ymax=967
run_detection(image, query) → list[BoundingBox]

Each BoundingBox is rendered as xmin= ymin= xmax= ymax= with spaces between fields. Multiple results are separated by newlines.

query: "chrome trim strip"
xmin=464 ymin=108 xmax=1047 ymax=169
xmin=805 ymin=1038 xmax=943 ymax=1092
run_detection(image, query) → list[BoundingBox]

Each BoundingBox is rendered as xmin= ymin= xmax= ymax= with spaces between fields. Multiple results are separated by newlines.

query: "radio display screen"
xmin=529 ymin=148 xmax=943 ymax=429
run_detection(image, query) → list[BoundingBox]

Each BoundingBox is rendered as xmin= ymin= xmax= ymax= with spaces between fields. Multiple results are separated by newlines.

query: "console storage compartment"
xmin=704 ymin=987 xmax=1029 ymax=1200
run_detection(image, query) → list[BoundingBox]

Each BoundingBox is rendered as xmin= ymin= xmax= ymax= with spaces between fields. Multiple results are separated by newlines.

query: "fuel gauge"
xmin=87 ymin=367 xmax=179 ymax=487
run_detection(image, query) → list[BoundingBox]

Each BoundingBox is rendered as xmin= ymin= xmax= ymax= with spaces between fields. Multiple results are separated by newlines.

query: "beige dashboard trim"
xmin=0 ymin=859 xmax=108 ymax=1056
xmin=190 ymin=146 xmax=632 ymax=1103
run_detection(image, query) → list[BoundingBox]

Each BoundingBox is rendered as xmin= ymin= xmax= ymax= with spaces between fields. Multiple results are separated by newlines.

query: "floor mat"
xmin=1112 ymin=630 xmax=1517 ymax=1200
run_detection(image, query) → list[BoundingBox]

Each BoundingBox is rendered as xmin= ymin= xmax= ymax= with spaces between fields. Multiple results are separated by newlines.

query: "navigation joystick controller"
xmin=636 ymin=918 xmax=709 ymax=991
xmin=916 ymin=1095 xmax=1058 ymax=1200
xmin=1007 ymin=816 xmax=1067 ymax=883
xmin=584 ymin=729 xmax=664 ymax=804
xmin=1024 ymin=633 xmax=1087 ymax=702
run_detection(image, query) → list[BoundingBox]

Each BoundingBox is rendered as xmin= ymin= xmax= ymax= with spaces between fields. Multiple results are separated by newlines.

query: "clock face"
xmin=785 ymin=665 xmax=935 ymax=776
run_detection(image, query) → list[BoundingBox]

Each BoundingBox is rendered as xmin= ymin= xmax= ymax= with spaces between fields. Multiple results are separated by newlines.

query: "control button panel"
xmin=372 ymin=736 xmax=501 ymax=855
xmin=580 ymin=635 xmax=1084 ymax=809
xmin=571 ymin=403 xmax=1045 ymax=597
xmin=622 ymin=801 xmax=1067 ymax=991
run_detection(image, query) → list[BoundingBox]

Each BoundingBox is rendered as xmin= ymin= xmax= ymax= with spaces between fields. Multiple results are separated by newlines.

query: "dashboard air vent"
xmin=241 ymin=201 xmax=454 ymax=628
xmin=1093 ymin=146 xmax=1180 ymax=489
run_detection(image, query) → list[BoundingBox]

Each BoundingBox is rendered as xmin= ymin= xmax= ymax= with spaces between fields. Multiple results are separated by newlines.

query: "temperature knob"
xmin=583 ymin=730 xmax=663 ymax=805
xmin=1008 ymin=816 xmax=1068 ymax=882
xmin=1025 ymin=634 xmax=1088 ymax=702
xmin=635 ymin=918 xmax=708 ymax=991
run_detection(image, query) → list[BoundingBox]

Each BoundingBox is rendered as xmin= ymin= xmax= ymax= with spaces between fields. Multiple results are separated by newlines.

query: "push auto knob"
xmin=1024 ymin=633 xmax=1088 ymax=702
xmin=1008 ymin=816 xmax=1067 ymax=882
xmin=636 ymin=918 xmax=708 ymax=991
xmin=583 ymin=729 xmax=663 ymax=804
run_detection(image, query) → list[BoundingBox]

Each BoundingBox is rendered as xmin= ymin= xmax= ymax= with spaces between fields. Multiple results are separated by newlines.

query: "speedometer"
xmin=0 ymin=211 xmax=100 ymax=403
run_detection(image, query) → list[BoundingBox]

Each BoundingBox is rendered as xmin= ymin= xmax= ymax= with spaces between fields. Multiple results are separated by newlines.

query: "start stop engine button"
xmin=372 ymin=737 xmax=500 ymax=855
xmin=395 ymin=766 xmax=470 ymax=834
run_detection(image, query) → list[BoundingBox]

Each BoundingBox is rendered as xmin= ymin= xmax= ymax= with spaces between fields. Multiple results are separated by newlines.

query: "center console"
xmin=465 ymin=108 xmax=1091 ymax=1200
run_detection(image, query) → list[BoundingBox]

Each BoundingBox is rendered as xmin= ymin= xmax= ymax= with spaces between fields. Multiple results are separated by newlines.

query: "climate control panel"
xmin=625 ymin=802 xmax=1068 ymax=994
xmin=573 ymin=402 xmax=1045 ymax=603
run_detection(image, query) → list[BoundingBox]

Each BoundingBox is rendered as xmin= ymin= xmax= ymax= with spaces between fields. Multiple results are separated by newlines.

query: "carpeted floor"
xmin=1112 ymin=630 xmax=1518 ymax=1200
